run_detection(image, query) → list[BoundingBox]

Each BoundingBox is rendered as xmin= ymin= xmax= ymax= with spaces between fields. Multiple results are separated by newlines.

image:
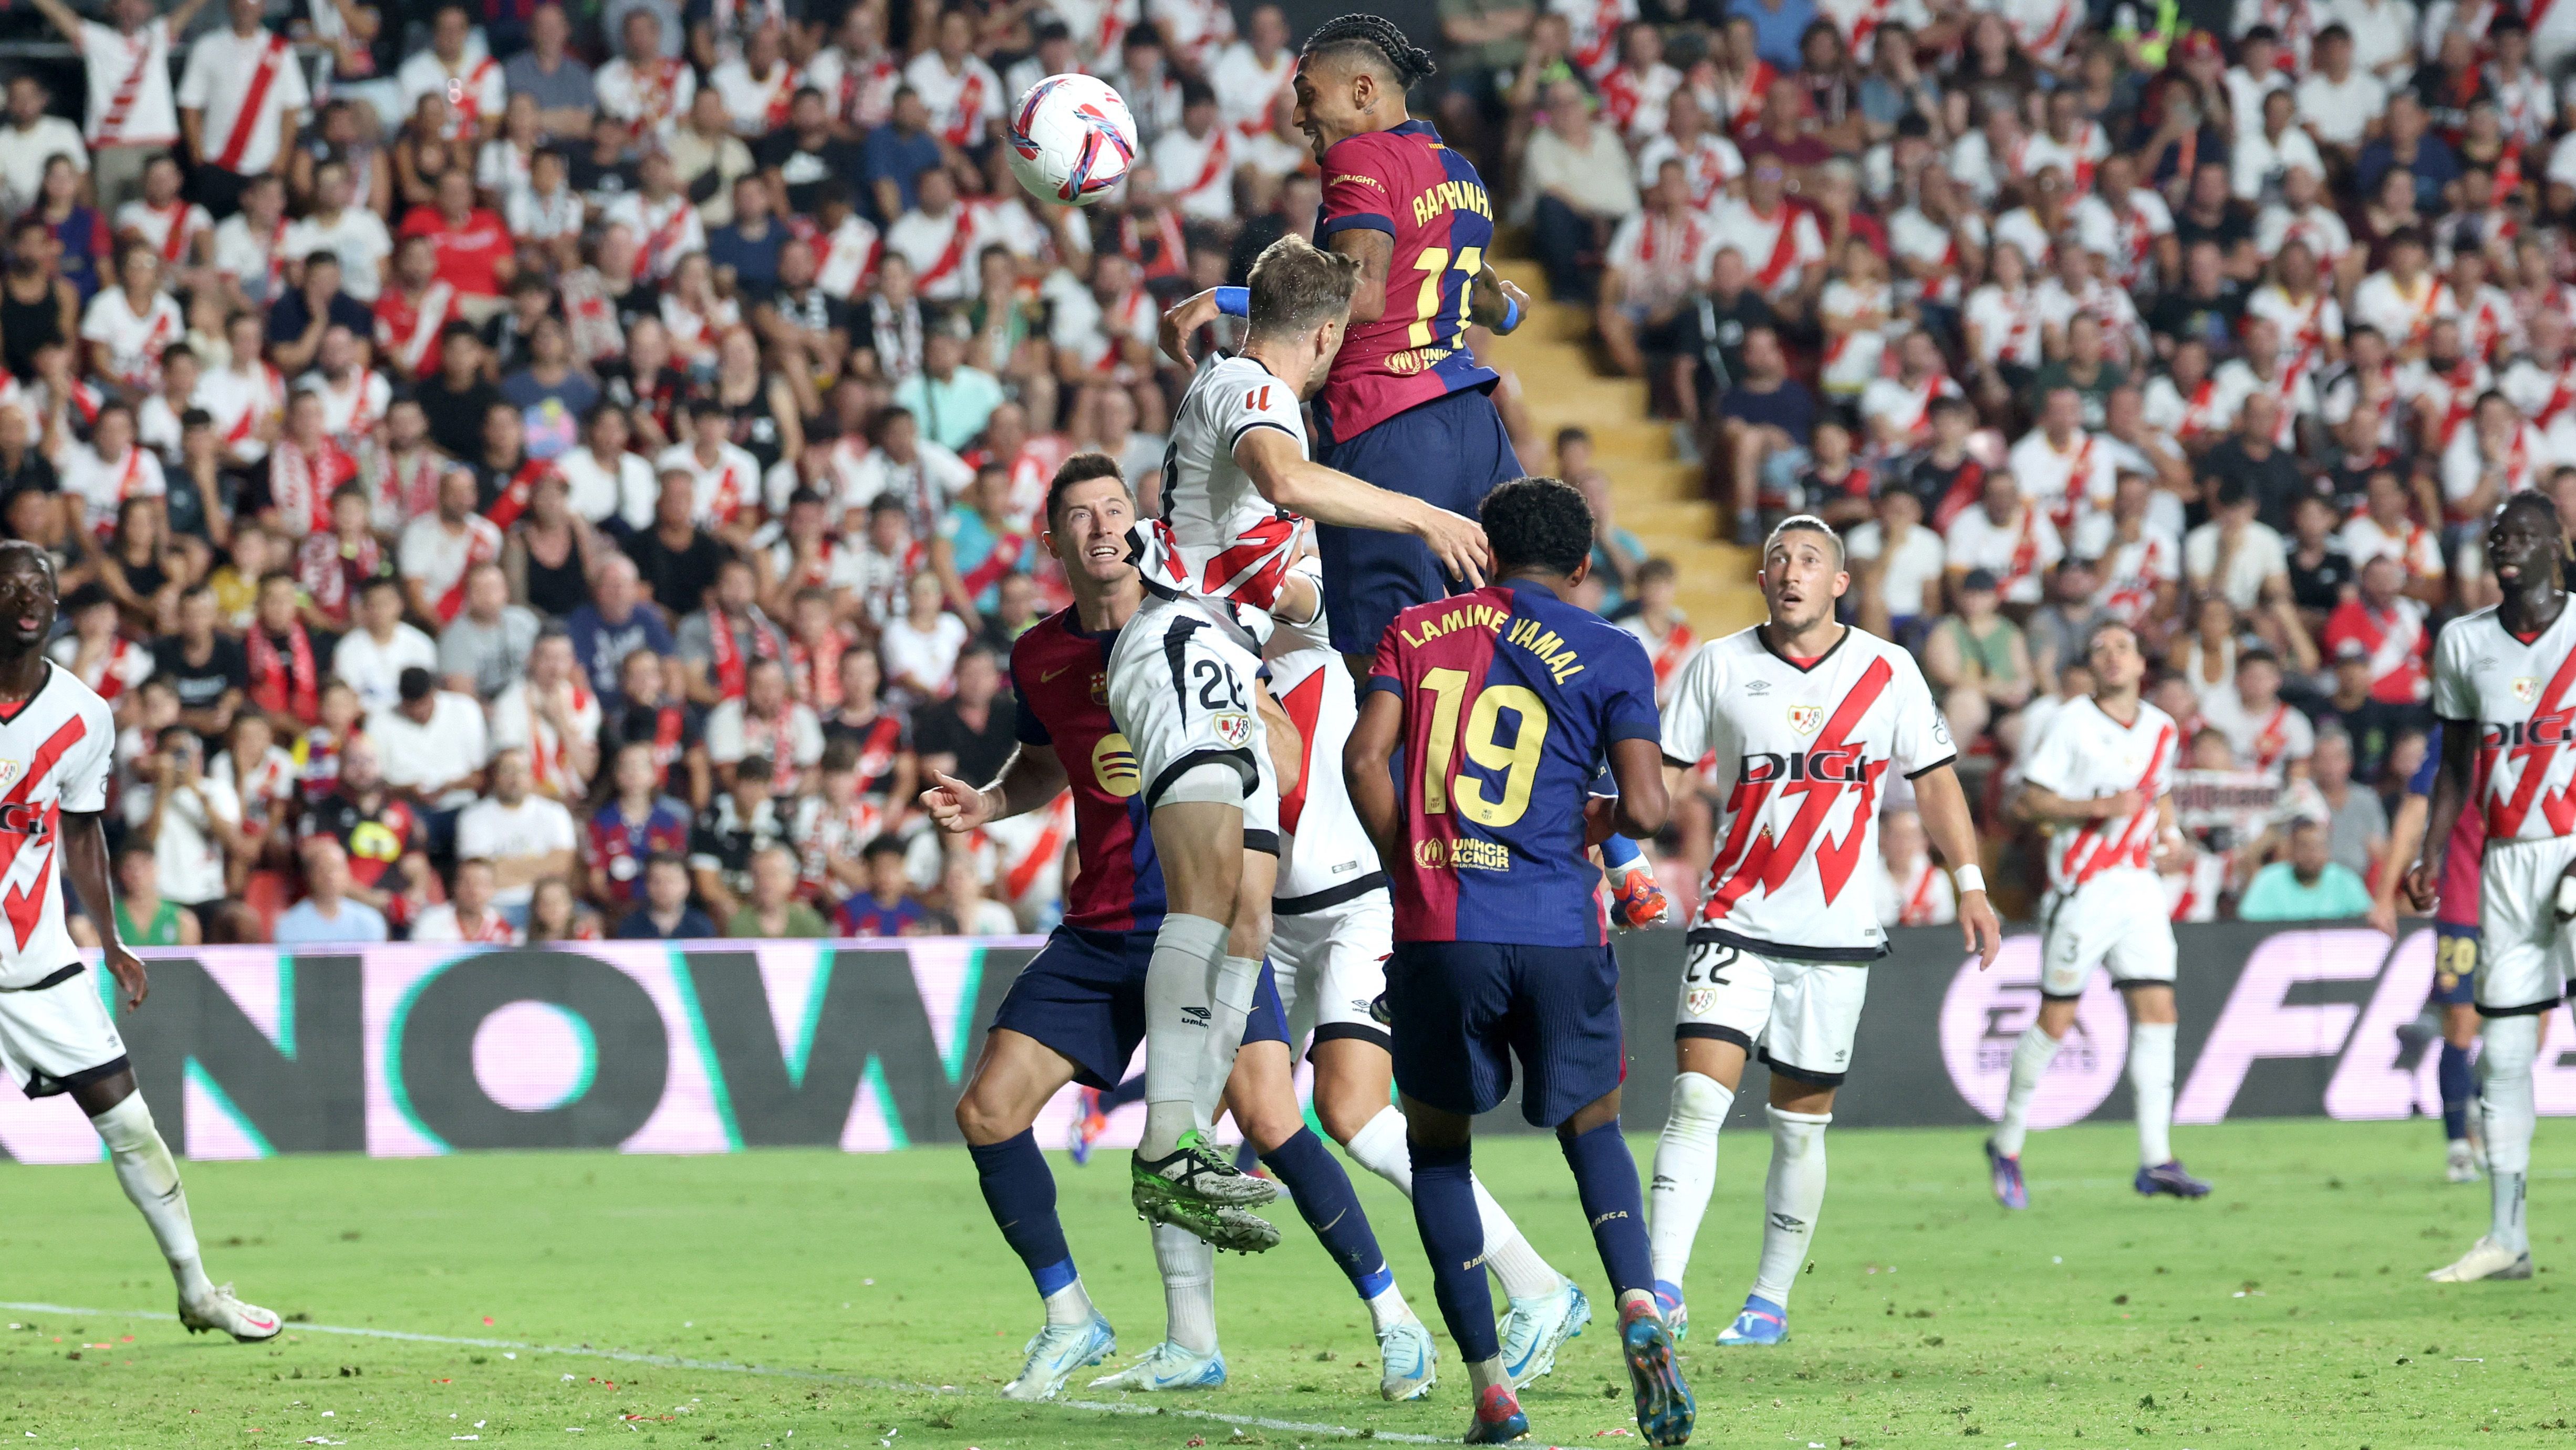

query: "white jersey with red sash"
xmin=1883 ymin=853 xmax=1957 ymax=925
xmin=1557 ymin=0 xmax=1634 ymax=79
xmin=602 ymin=192 xmax=704 ymax=281
xmin=268 ymin=436 xmax=359 ymax=539
xmin=373 ymin=279 xmax=458 ymax=377
xmin=2353 ymin=271 xmax=2458 ymax=352
xmin=2499 ymin=354 xmax=2576 ymax=429
xmin=304 ymin=366 xmax=387 ymax=451
xmin=658 ymin=441 xmax=762 ymax=528
xmin=596 ymin=55 xmax=694 ymax=142
xmin=2007 ymin=427 xmax=2114 ymax=539
xmin=1621 ymin=614 xmax=1697 ymax=705
xmin=801 ymin=214 xmax=881 ymax=299
xmin=115 ymin=199 xmax=210 ymax=267
xmin=79 ymin=19 xmax=177 ymax=148
xmin=1859 ymin=373 xmax=1964 ymax=444
xmin=1708 ymin=197 xmax=1824 ymax=300
xmin=883 ymin=204 xmax=983 ymax=303
xmin=193 ymin=29 xmax=306 ymax=175
xmin=77 ymin=285 xmax=181 ymax=393
xmin=903 ymin=51 xmax=1001 ymax=148
xmin=1709 ymin=59 xmax=1777 ymax=132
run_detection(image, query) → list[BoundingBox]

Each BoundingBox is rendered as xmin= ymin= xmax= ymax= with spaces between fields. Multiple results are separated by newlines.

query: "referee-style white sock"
xmin=1343 ymin=1105 xmax=1561 ymax=1300
xmin=1992 ymin=1027 xmax=2063 ymax=1159
xmin=1153 ymin=1222 xmax=1219 ymax=1354
xmin=1648 ymin=1072 xmax=1733 ymax=1292
xmin=2129 ymin=1023 xmax=2178 ymax=1169
xmin=2481 ymin=1014 xmax=2540 ymax=1256
xmin=1193 ymin=955 xmax=1264 ymax=1130
xmin=1751 ymin=1106 xmax=1830 ymax=1309
xmin=1141 ymin=912 xmax=1230 ymax=1157
xmin=90 ymin=1094 xmax=213 ymax=1302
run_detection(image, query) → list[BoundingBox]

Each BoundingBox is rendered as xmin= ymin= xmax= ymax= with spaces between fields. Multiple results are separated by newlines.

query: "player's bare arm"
xmin=1915 ymin=763 xmax=2003 ymax=971
xmin=2408 ymin=720 xmax=2478 ymax=912
xmin=921 ymin=743 xmax=1071 ymax=835
xmin=1602 ymin=737 xmax=1669 ymax=841
xmin=60 ymin=809 xmax=145 ymax=1010
xmin=1466 ymin=261 xmax=1530 ymax=336
xmin=2372 ymin=792 xmax=2430 ymax=933
xmin=1325 ymin=228 xmax=1393 ymax=325
xmin=1258 ymin=681 xmax=1301 ymax=800
xmin=1234 ymin=427 xmax=1489 ymax=587
xmin=1344 ymin=685 xmax=1405 ymax=876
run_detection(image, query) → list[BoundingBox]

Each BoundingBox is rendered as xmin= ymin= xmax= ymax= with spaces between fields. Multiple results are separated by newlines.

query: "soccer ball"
xmin=1006 ymin=74 xmax=1139 ymax=206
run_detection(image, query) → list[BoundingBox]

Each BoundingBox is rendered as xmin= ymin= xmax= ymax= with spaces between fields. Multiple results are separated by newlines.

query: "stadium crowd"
xmin=0 ymin=0 xmax=2530 ymax=945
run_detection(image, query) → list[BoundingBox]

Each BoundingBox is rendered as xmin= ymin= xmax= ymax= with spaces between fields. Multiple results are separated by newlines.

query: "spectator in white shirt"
xmin=2185 ymin=478 xmax=2293 ymax=611
xmin=0 ymin=76 xmax=86 ymax=220
xmin=333 ymin=575 xmax=440 ymax=712
xmin=410 ymin=857 xmax=522 ymax=943
xmin=454 ymin=747 xmax=580 ymax=921
xmin=367 ymin=665 xmax=492 ymax=821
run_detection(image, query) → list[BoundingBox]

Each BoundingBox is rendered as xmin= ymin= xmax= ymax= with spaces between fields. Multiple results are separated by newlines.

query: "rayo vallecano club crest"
xmin=0 ymin=760 xmax=26 ymax=794
xmin=1212 ymin=712 xmax=1252 ymax=749
xmin=1787 ymin=704 xmax=1823 ymax=735
xmin=2514 ymin=677 xmax=2540 ymax=704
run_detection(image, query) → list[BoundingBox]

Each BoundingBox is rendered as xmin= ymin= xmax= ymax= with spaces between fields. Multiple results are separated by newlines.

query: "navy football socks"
xmin=2440 ymin=1040 xmax=2475 ymax=1142
xmin=1263 ymin=1126 xmax=1397 ymax=1300
xmin=1409 ymin=1136 xmax=1501 ymax=1361
xmin=970 ymin=1129 xmax=1078 ymax=1298
xmin=1562 ymin=1119 xmax=1655 ymax=1299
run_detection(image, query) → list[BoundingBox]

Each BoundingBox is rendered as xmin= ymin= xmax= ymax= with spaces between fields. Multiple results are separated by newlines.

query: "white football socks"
xmin=1344 ymin=1105 xmax=1561 ymax=1299
xmin=1751 ymin=1106 xmax=1830 ymax=1308
xmin=1992 ymin=1027 xmax=2063 ymax=1159
xmin=1648 ymin=1071 xmax=1734 ymax=1290
xmin=1196 ymin=955 xmax=1263 ymax=1128
xmin=90 ymin=1094 xmax=212 ymax=1302
xmin=1043 ymin=1279 xmax=1096 ymax=1327
xmin=2482 ymin=1014 xmax=2540 ymax=1256
xmin=1465 ymin=1354 xmax=1510 ymax=1395
xmin=1364 ymin=1281 xmax=1412 ymax=1334
xmin=2129 ymin=1021 xmax=2177 ymax=1169
xmin=1141 ymin=912 xmax=1230 ymax=1156
xmin=1154 ymin=1222 xmax=1219 ymax=1353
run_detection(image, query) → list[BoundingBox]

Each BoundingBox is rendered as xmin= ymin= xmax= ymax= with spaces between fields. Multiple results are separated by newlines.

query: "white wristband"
xmin=1955 ymin=865 xmax=1986 ymax=895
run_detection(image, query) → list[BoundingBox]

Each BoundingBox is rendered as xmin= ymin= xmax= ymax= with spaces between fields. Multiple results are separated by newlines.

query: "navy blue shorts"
xmin=1385 ymin=938 xmax=1625 ymax=1128
xmin=1315 ymin=385 xmax=1524 ymax=656
xmin=989 ymin=925 xmax=1289 ymax=1091
xmin=2432 ymin=922 xmax=2479 ymax=1008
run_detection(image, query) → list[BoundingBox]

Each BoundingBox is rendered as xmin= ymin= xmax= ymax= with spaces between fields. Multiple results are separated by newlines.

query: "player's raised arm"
xmin=919 ymin=744 xmax=1071 ymax=835
xmin=1323 ymin=228 xmax=1393 ymax=325
xmin=1233 ymin=427 xmax=1489 ymax=588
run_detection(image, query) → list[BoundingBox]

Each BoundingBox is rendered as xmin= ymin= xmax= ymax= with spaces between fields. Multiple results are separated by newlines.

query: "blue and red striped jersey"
xmin=1009 ymin=607 xmax=1165 ymax=933
xmin=1313 ymin=119 xmax=1502 ymax=442
xmin=585 ymin=796 xmax=694 ymax=909
xmin=1367 ymin=580 xmax=1660 ymax=946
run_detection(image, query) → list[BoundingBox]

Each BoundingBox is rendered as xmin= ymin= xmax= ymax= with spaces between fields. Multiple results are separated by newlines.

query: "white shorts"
xmin=1674 ymin=935 xmax=1869 ymax=1086
xmin=1270 ymin=885 xmax=1393 ymax=1048
xmin=2039 ymin=871 xmax=2178 ymax=998
xmin=0 ymin=965 xmax=128 ymax=1098
xmin=1105 ymin=594 xmax=1280 ymax=849
xmin=2478 ymin=834 xmax=2576 ymax=1015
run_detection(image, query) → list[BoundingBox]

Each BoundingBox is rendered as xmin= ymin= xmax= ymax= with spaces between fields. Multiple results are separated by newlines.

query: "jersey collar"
xmin=1756 ymin=622 xmax=1851 ymax=674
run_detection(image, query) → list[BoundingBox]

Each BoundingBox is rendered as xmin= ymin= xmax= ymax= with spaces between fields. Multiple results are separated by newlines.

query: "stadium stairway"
xmin=1481 ymin=244 xmax=1767 ymax=637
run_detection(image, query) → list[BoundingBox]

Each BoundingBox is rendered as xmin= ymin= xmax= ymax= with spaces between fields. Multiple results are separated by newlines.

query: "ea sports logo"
xmin=1786 ymin=704 xmax=1823 ymax=735
xmin=1091 ymin=733 xmax=1140 ymax=797
xmin=1939 ymin=936 xmax=2129 ymax=1130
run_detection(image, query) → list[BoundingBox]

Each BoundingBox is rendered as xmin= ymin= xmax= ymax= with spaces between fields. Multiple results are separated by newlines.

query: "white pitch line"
xmin=0 ymin=1301 xmax=1493 ymax=1446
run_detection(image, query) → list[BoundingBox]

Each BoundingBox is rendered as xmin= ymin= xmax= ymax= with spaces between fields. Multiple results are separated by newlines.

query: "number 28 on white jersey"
xmin=1136 ymin=354 xmax=1305 ymax=613
xmin=1660 ymin=626 xmax=1952 ymax=961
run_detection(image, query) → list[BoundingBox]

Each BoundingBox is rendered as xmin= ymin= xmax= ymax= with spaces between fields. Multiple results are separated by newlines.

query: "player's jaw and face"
xmin=0 ymin=554 xmax=55 ymax=658
xmin=1759 ymin=533 xmax=1848 ymax=636
xmin=1044 ymin=478 xmax=1140 ymax=593
xmin=2486 ymin=503 xmax=2567 ymax=597
xmin=1291 ymin=55 xmax=1373 ymax=164
xmin=2087 ymin=624 xmax=2146 ymax=701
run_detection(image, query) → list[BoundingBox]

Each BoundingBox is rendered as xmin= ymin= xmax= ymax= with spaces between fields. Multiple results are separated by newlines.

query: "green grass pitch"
xmin=0 ymin=1118 xmax=2571 ymax=1447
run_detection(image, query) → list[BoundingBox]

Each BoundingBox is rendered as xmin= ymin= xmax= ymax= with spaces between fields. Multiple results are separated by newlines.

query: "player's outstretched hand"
xmin=2095 ymin=789 xmax=2144 ymax=820
xmin=1416 ymin=507 xmax=1490 ymax=589
xmin=1159 ymin=290 xmax=1222 ymax=367
xmin=1961 ymin=888 xmax=2003 ymax=973
xmin=919 ymin=769 xmax=993 ymax=835
xmin=104 ymin=944 xmax=147 ymax=1011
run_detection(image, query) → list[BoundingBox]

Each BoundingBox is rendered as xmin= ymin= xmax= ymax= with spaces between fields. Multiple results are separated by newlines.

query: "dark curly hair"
xmin=1480 ymin=476 xmax=1593 ymax=579
xmin=1300 ymin=13 xmax=1438 ymax=87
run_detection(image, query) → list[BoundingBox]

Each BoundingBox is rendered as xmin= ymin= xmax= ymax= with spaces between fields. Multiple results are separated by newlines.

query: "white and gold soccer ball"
xmin=1005 ymin=74 xmax=1139 ymax=206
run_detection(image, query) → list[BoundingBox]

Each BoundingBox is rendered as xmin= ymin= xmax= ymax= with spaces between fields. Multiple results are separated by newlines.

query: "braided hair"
xmin=1300 ymin=13 xmax=1438 ymax=87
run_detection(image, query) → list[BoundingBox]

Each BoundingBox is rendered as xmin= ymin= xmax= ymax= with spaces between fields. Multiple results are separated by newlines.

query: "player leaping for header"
xmin=2413 ymin=493 xmax=2576 ymax=1284
xmin=937 ymin=455 xmax=1439 ymax=1401
xmin=1105 ymin=232 xmax=1490 ymax=1249
xmin=1647 ymin=517 xmax=2002 ymax=1347
xmin=0 ymin=539 xmax=281 ymax=1343
xmin=1988 ymin=620 xmax=2211 ymax=1207
xmin=1347 ymin=476 xmax=1689 ymax=1446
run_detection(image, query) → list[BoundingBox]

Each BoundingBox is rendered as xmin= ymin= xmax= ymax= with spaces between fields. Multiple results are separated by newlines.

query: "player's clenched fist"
xmin=920 ymin=769 xmax=995 ymax=834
